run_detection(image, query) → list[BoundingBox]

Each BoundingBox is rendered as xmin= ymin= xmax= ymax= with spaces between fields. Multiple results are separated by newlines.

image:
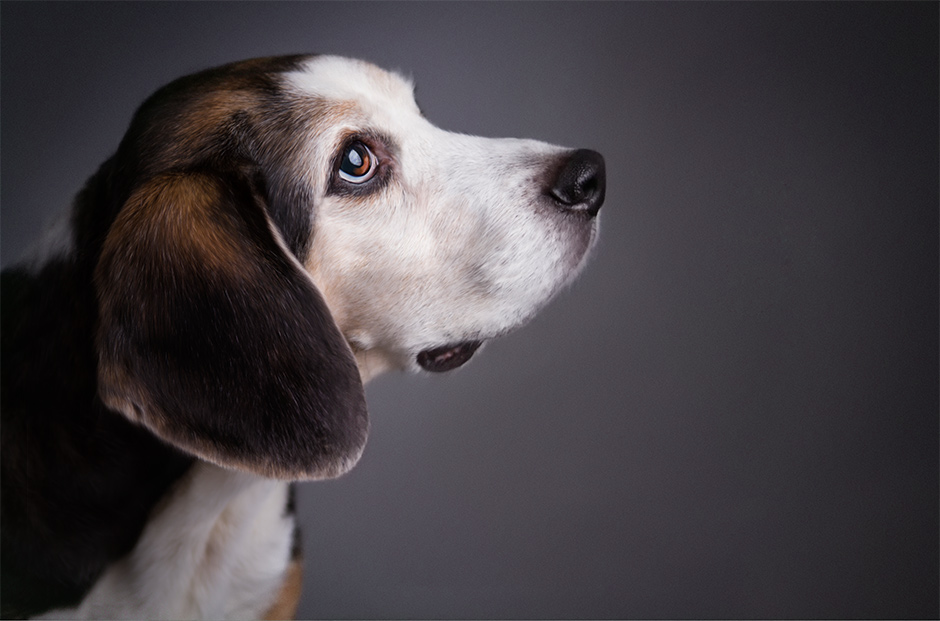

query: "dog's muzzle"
xmin=416 ymin=149 xmax=606 ymax=373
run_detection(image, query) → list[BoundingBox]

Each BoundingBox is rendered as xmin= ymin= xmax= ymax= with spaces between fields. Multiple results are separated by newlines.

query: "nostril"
xmin=549 ymin=149 xmax=606 ymax=217
xmin=580 ymin=176 xmax=599 ymax=200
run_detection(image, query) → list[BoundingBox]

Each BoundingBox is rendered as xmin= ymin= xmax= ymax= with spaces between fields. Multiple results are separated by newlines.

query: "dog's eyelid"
xmin=336 ymin=131 xmax=391 ymax=159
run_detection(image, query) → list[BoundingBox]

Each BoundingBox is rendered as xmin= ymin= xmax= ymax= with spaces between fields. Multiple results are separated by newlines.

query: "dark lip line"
xmin=416 ymin=340 xmax=483 ymax=373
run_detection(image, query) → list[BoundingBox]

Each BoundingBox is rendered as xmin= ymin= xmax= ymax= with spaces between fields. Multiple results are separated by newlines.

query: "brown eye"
xmin=338 ymin=141 xmax=377 ymax=183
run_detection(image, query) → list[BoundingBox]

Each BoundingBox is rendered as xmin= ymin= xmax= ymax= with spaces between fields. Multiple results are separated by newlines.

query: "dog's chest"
xmin=36 ymin=464 xmax=296 ymax=620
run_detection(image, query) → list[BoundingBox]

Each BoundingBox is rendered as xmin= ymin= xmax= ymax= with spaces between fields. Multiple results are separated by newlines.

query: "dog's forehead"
xmin=283 ymin=56 xmax=419 ymax=117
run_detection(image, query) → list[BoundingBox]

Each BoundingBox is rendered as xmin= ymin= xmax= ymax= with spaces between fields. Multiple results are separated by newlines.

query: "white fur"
xmin=35 ymin=464 xmax=293 ymax=621
xmin=285 ymin=56 xmax=597 ymax=372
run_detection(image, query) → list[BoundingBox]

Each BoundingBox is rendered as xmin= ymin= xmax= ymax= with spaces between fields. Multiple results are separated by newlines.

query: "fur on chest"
xmin=34 ymin=465 xmax=298 ymax=620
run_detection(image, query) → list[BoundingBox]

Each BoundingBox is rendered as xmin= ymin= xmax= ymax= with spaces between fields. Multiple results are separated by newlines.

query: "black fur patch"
xmin=1 ymin=262 xmax=194 ymax=618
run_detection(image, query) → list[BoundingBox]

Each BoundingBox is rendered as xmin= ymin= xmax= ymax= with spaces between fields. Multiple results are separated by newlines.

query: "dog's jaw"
xmin=352 ymin=347 xmax=395 ymax=384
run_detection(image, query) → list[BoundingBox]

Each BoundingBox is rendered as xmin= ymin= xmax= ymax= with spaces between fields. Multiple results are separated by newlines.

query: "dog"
xmin=1 ymin=54 xmax=605 ymax=619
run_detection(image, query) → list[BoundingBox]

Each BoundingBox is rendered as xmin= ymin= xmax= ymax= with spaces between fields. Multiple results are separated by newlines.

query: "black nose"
xmin=549 ymin=149 xmax=606 ymax=218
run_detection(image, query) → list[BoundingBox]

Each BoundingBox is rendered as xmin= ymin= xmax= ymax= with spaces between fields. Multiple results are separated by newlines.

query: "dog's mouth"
xmin=416 ymin=341 xmax=483 ymax=372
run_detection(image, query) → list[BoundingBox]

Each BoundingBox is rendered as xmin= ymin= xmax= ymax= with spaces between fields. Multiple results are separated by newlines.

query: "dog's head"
xmin=92 ymin=55 xmax=604 ymax=480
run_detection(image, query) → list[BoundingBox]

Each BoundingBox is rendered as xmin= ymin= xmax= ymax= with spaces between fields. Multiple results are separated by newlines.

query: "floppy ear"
xmin=94 ymin=168 xmax=368 ymax=480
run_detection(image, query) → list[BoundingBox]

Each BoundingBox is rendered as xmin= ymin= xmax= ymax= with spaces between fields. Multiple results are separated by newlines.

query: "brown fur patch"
xmin=124 ymin=173 xmax=264 ymax=275
xmin=263 ymin=561 xmax=303 ymax=620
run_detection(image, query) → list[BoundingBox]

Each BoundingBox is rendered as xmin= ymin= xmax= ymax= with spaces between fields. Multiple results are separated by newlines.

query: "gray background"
xmin=2 ymin=2 xmax=937 ymax=619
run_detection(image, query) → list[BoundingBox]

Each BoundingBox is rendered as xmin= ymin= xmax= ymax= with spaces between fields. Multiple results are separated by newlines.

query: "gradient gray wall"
xmin=2 ymin=2 xmax=937 ymax=618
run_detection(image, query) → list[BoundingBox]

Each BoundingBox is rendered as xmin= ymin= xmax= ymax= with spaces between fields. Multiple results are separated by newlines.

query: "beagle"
xmin=0 ymin=55 xmax=605 ymax=619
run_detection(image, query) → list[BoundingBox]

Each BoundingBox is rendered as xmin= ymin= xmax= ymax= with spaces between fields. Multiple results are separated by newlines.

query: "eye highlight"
xmin=338 ymin=141 xmax=378 ymax=184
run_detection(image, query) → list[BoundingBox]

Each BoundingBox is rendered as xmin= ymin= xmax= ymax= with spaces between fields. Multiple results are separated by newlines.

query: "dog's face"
xmin=282 ymin=57 xmax=603 ymax=376
xmin=92 ymin=55 xmax=604 ymax=480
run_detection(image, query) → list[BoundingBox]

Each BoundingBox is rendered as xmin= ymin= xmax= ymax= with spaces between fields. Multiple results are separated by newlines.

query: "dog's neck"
xmin=33 ymin=461 xmax=295 ymax=620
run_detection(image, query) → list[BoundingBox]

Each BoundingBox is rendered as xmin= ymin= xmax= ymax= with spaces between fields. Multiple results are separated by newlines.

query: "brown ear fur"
xmin=94 ymin=168 xmax=368 ymax=480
